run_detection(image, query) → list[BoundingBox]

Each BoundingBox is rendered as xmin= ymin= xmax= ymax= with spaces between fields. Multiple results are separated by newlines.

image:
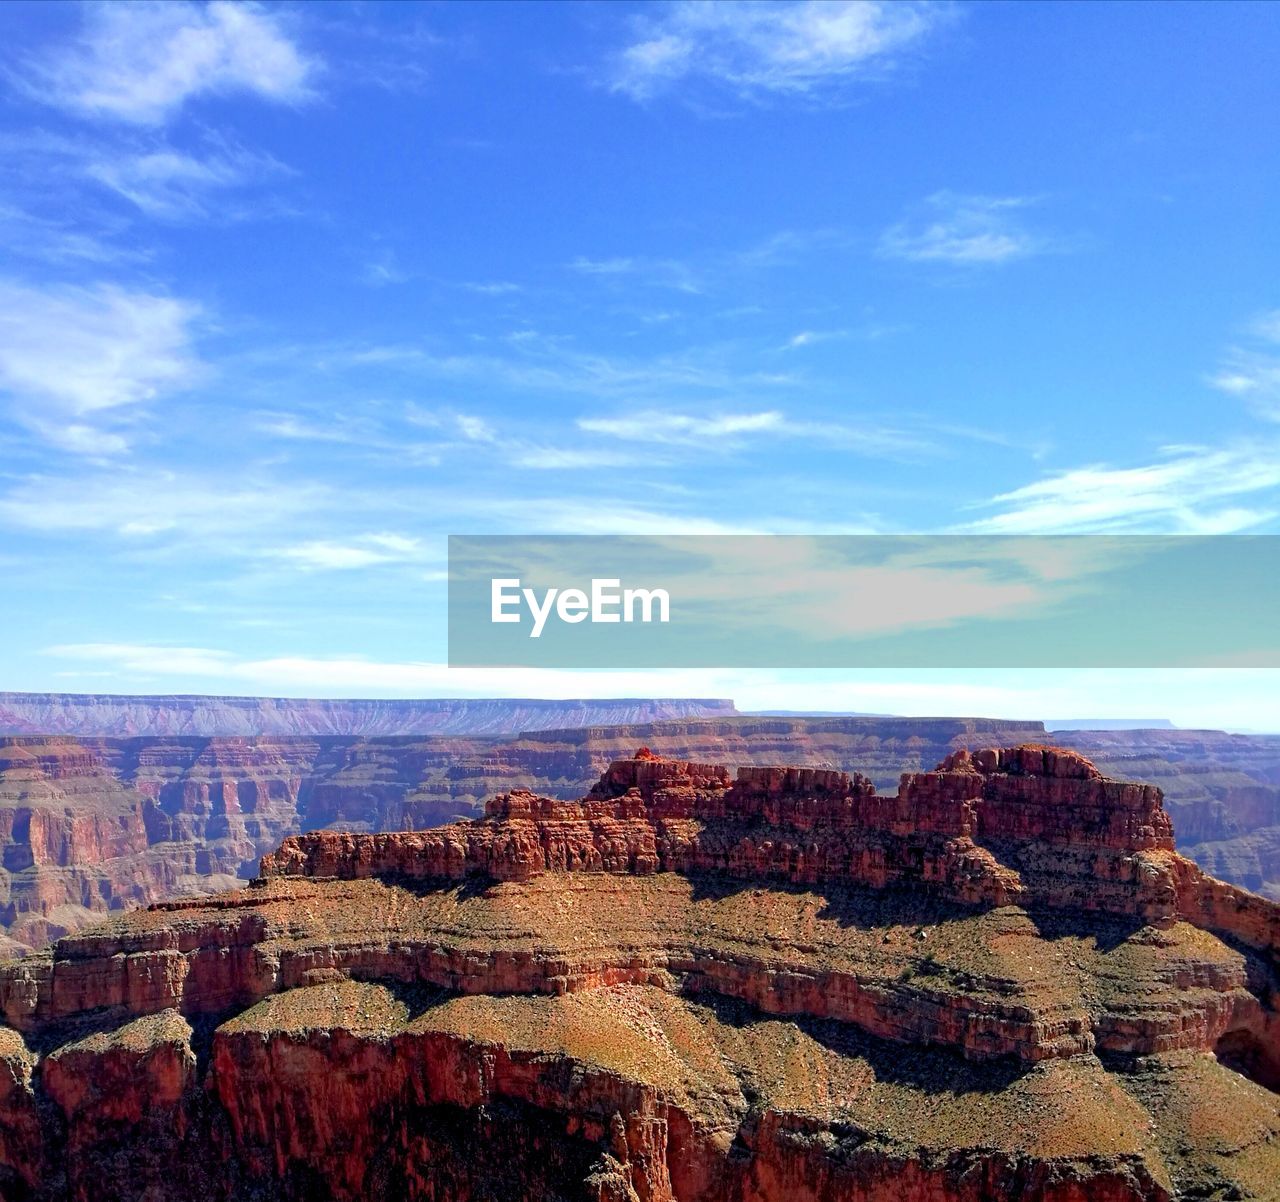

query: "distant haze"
xmin=0 ymin=693 xmax=737 ymax=738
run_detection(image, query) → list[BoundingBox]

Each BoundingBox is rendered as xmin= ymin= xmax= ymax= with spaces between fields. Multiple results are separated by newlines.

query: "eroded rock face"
xmin=0 ymin=720 xmax=1051 ymax=954
xmin=6 ymin=720 xmax=1280 ymax=958
xmin=263 ymin=746 xmax=1179 ymax=927
xmin=0 ymin=746 xmax=1277 ymax=1201
xmin=1057 ymin=728 xmax=1280 ymax=899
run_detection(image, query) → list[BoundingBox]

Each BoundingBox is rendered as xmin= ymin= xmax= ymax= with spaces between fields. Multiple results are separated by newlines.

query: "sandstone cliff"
xmin=0 ymin=719 xmax=1048 ymax=954
xmin=1059 ymin=728 xmax=1280 ymax=899
xmin=0 ymin=747 xmax=1277 ymax=1200
xmin=5 ymin=718 xmax=1280 ymax=958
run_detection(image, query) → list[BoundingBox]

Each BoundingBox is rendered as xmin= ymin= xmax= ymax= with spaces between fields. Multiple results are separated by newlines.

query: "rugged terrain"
xmin=0 ymin=746 xmax=1277 ymax=1201
xmin=0 ymin=719 xmax=1045 ymax=953
xmin=1059 ymin=729 xmax=1280 ymax=900
xmin=4 ymin=718 xmax=1280 ymax=956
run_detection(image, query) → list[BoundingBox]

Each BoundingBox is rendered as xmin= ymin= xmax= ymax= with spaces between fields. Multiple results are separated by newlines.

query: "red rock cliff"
xmin=1 ymin=747 xmax=1277 ymax=1202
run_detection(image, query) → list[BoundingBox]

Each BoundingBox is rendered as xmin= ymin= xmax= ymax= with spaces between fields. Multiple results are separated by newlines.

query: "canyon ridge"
xmin=0 ymin=745 xmax=1277 ymax=1200
xmin=2 ymin=714 xmax=1279 ymax=956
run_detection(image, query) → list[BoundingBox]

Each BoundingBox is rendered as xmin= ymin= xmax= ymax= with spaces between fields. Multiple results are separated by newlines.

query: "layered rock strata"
xmin=0 ymin=747 xmax=1277 ymax=1200
xmin=0 ymin=720 xmax=1049 ymax=953
xmin=4 ymin=720 xmax=1280 ymax=956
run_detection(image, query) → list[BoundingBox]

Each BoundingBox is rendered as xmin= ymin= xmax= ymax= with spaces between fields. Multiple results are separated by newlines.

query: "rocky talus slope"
xmin=1 ymin=746 xmax=1277 ymax=1201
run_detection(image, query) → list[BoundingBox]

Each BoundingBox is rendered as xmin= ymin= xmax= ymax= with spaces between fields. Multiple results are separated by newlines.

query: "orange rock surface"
xmin=0 ymin=746 xmax=1277 ymax=1201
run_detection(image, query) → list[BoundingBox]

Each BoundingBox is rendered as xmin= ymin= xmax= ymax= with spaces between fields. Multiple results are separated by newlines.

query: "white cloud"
xmin=1250 ymin=310 xmax=1280 ymax=344
xmin=274 ymin=534 xmax=430 ymax=572
xmin=462 ymin=281 xmax=522 ymax=296
xmin=578 ymin=407 xmax=929 ymax=457
xmin=0 ymin=280 xmax=202 ymax=453
xmin=508 ymin=446 xmax=658 ymax=471
xmin=85 ymin=143 xmax=286 ymax=219
xmin=468 ymin=497 xmax=762 ymax=536
xmin=0 ymin=199 xmax=141 ymax=266
xmin=607 ymin=0 xmax=943 ymax=102
xmin=878 ymin=192 xmax=1048 ymax=265
xmin=783 ymin=329 xmax=846 ymax=350
xmin=0 ymin=469 xmax=325 ymax=538
xmin=968 ymin=443 xmax=1280 ymax=534
xmin=404 ymin=406 xmax=499 ymax=444
xmin=1209 ymin=309 xmax=1280 ymax=421
xmin=27 ymin=0 xmax=318 ymax=125
xmin=0 ymin=128 xmax=289 ymax=227
xmin=455 ymin=414 xmax=496 ymax=442
xmin=569 ymin=255 xmax=702 ymax=294
xmin=1210 ymin=359 xmax=1280 ymax=418
xmin=355 ymin=338 xmax=788 ymax=404
xmin=579 ymin=409 xmax=784 ymax=443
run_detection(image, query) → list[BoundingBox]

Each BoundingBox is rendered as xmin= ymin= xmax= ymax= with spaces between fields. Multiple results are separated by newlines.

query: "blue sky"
xmin=1 ymin=1 xmax=1279 ymax=727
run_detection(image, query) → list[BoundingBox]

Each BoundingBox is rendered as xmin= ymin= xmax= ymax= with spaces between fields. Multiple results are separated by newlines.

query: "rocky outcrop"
xmin=1059 ymin=728 xmax=1280 ymax=899
xmin=7 ymin=716 xmax=1280 ymax=957
xmin=0 ymin=720 xmax=1049 ymax=954
xmin=0 ymin=747 xmax=1276 ymax=1200
xmin=4 ymin=720 xmax=1280 ymax=957
xmin=264 ymin=745 xmax=1179 ymax=927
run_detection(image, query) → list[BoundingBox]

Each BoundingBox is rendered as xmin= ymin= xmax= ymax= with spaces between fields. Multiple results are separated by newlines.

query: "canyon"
xmin=2 ymin=717 xmax=1279 ymax=956
xmin=0 ymin=746 xmax=1276 ymax=1200
xmin=0 ymin=694 xmax=736 ymax=738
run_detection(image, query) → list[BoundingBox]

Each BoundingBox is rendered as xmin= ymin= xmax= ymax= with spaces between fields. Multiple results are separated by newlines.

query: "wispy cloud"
xmin=879 ymin=192 xmax=1051 ymax=266
xmin=1251 ymin=310 xmax=1280 ymax=343
xmin=0 ymin=280 xmax=202 ymax=454
xmin=968 ymin=442 xmax=1280 ymax=534
xmin=579 ymin=409 xmax=784 ymax=443
xmin=320 ymin=334 xmax=797 ymax=404
xmin=783 ymin=329 xmax=847 ymax=350
xmin=1209 ymin=308 xmax=1280 ymax=421
xmin=733 ymin=227 xmax=854 ymax=269
xmin=0 ymin=467 xmax=328 ymax=541
xmin=360 ymin=251 xmax=409 ymax=287
xmin=606 ymin=0 xmax=945 ymax=102
xmin=0 ymin=200 xmax=142 ymax=267
xmin=0 ymin=126 xmax=294 ymax=229
xmin=273 ymin=533 xmax=430 ymax=571
xmin=506 ymin=446 xmax=659 ymax=471
xmin=563 ymin=227 xmax=853 ymax=308
xmin=578 ymin=407 xmax=929 ymax=457
xmin=84 ymin=140 xmax=289 ymax=220
xmin=404 ymin=406 xmax=497 ymax=443
xmin=24 ymin=0 xmax=318 ymax=125
xmin=461 ymin=281 xmax=522 ymax=296
xmin=569 ymin=255 xmax=702 ymax=294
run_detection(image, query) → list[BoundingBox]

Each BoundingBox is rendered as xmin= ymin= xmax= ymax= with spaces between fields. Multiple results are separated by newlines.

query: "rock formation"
xmin=1059 ymin=728 xmax=1280 ymax=899
xmin=0 ymin=747 xmax=1277 ymax=1200
xmin=5 ymin=719 xmax=1280 ymax=956
xmin=0 ymin=719 xmax=1048 ymax=954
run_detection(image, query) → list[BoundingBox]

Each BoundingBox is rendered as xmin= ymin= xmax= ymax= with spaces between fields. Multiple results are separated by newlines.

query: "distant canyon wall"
xmin=0 ymin=694 xmax=738 ymax=738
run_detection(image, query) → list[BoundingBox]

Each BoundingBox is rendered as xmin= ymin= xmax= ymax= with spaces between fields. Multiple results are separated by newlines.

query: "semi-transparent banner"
xmin=447 ymin=535 xmax=1279 ymax=668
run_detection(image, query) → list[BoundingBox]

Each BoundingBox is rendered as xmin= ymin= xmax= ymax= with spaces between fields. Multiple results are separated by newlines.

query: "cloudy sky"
xmin=1 ymin=1 xmax=1278 ymax=727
